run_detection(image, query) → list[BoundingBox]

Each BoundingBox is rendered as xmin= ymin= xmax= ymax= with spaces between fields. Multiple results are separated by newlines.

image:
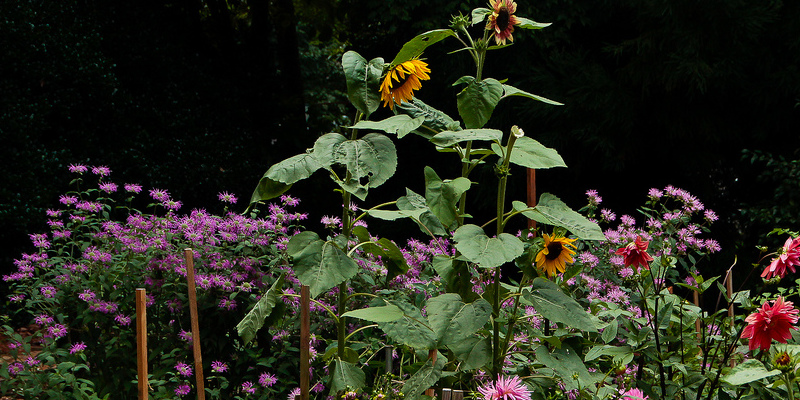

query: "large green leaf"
xmin=534 ymin=345 xmax=595 ymax=391
xmin=501 ymin=84 xmax=563 ymax=106
xmin=424 ymin=167 xmax=470 ymax=231
xmin=287 ymin=231 xmax=359 ymax=298
xmin=453 ymin=224 xmax=524 ymax=269
xmin=341 ymin=304 xmax=404 ymax=323
xmin=377 ymin=300 xmax=436 ymax=350
xmin=235 ymin=274 xmax=285 ymax=344
xmin=426 ymin=293 xmax=491 ymax=347
xmin=492 ymin=137 xmax=566 ymax=169
xmin=430 ymin=129 xmax=503 ymax=147
xmin=457 ymin=78 xmax=503 ymax=129
xmin=334 ymin=133 xmax=397 ymax=189
xmin=449 ymin=336 xmax=491 ymax=371
xmin=516 ymin=17 xmax=552 ymax=30
xmin=349 ymin=115 xmax=425 ymax=139
xmin=721 ymin=359 xmax=780 ymax=385
xmin=249 ymin=176 xmax=292 ymax=205
xmin=262 ymin=153 xmax=322 ymax=185
xmin=471 ymin=8 xmax=491 ymax=25
xmin=313 ymin=132 xmax=347 ymax=167
xmin=396 ymin=98 xmax=462 ymax=137
xmin=390 ymin=29 xmax=456 ymax=66
xmin=352 ymin=225 xmax=409 ymax=281
xmin=398 ymin=188 xmax=448 ymax=236
xmin=513 ymin=194 xmax=605 ymax=241
xmin=523 ymin=278 xmax=597 ymax=332
xmin=330 ymin=359 xmax=366 ymax=394
xmin=342 ymin=51 xmax=384 ymax=119
xmin=401 ymin=357 xmax=445 ymax=400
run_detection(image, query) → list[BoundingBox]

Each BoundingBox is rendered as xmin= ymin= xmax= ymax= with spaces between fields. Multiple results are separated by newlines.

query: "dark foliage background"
xmin=2 ymin=0 xmax=799 ymax=302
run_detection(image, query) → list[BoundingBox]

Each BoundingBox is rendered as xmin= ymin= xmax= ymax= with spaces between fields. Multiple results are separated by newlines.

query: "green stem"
xmin=457 ymin=141 xmax=473 ymax=227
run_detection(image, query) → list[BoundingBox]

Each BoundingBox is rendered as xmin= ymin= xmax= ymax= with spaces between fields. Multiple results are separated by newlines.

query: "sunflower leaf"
xmin=287 ymin=231 xmax=359 ymax=298
xmin=430 ymin=129 xmax=503 ymax=147
xmin=426 ymin=293 xmax=492 ymax=347
xmin=396 ymin=98 xmax=462 ymax=136
xmin=492 ymin=136 xmax=566 ymax=169
xmin=334 ymin=133 xmax=398 ymax=190
xmin=512 ymin=194 xmax=605 ymax=241
xmin=453 ymin=224 xmax=524 ymax=269
xmin=349 ymin=115 xmax=425 ymax=139
xmin=424 ymin=167 xmax=470 ymax=231
xmin=235 ymin=274 xmax=285 ymax=344
xmin=401 ymin=357 xmax=445 ymax=400
xmin=391 ymin=29 xmax=456 ymax=66
xmin=471 ymin=8 xmax=492 ymax=25
xmin=330 ymin=359 xmax=366 ymax=395
xmin=517 ymin=17 xmax=552 ymax=30
xmin=525 ymin=278 xmax=598 ymax=333
xmin=502 ymin=84 xmax=563 ymax=106
xmin=457 ymin=78 xmax=503 ymax=129
xmin=342 ymin=51 xmax=384 ymax=119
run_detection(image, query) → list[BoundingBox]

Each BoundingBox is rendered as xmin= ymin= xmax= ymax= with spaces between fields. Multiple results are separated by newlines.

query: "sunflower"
xmin=535 ymin=233 xmax=577 ymax=277
xmin=379 ymin=58 xmax=431 ymax=110
xmin=486 ymin=0 xmax=521 ymax=46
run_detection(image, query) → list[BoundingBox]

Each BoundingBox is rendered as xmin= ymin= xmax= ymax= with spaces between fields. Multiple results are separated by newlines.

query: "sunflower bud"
xmin=773 ymin=350 xmax=794 ymax=372
xmin=449 ymin=13 xmax=471 ymax=31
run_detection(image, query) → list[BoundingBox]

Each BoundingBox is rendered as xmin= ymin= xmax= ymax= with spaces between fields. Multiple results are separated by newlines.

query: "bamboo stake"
xmin=184 ymin=248 xmax=206 ymax=400
xmin=693 ymin=290 xmax=702 ymax=340
xmin=424 ymin=349 xmax=437 ymax=397
xmin=136 ymin=288 xmax=148 ymax=400
xmin=300 ymin=285 xmax=310 ymax=400
xmin=726 ymin=268 xmax=735 ymax=368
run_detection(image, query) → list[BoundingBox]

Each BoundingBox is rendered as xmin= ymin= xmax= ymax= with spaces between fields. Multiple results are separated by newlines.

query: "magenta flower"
xmin=211 ymin=361 xmax=228 ymax=373
xmin=741 ymin=296 xmax=799 ymax=351
xmin=68 ymin=164 xmax=88 ymax=173
xmin=175 ymin=362 xmax=193 ymax=377
xmin=124 ymin=183 xmax=143 ymax=193
xmin=99 ymin=182 xmax=118 ymax=193
xmin=621 ymin=388 xmax=648 ymax=400
xmin=175 ymin=384 xmax=191 ymax=396
xmin=477 ymin=375 xmax=531 ymax=400
xmin=69 ymin=342 xmax=87 ymax=354
xmin=218 ymin=192 xmax=238 ymax=204
xmin=7 ymin=362 xmax=24 ymax=376
xmin=615 ymin=236 xmax=654 ymax=271
xmin=241 ymin=381 xmax=256 ymax=394
xmin=258 ymin=372 xmax=277 ymax=387
xmin=91 ymin=166 xmax=111 ymax=176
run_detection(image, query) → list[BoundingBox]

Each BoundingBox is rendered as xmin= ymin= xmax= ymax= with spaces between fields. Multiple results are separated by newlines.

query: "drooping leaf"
xmin=396 ymin=98 xmax=462 ymax=137
xmin=263 ymin=153 xmax=322 ymax=185
xmin=492 ymin=137 xmax=566 ymax=169
xmin=235 ymin=274 xmax=285 ymax=344
xmin=501 ymin=84 xmax=562 ymax=105
xmin=401 ymin=357 xmax=444 ymax=400
xmin=330 ymin=359 xmax=366 ymax=394
xmin=342 ymin=304 xmax=404 ymax=323
xmin=390 ymin=29 xmax=456 ymax=66
xmin=397 ymin=188 xmax=448 ymax=236
xmin=377 ymin=300 xmax=436 ymax=350
xmin=449 ymin=336 xmax=491 ymax=371
xmin=453 ymin=224 xmax=524 ymax=269
xmin=287 ymin=231 xmax=359 ymax=298
xmin=524 ymin=278 xmax=597 ymax=332
xmin=424 ymin=167 xmax=470 ymax=231
xmin=513 ymin=194 xmax=605 ymax=241
xmin=721 ymin=359 xmax=780 ymax=385
xmin=471 ymin=8 xmax=491 ymax=25
xmin=349 ymin=115 xmax=425 ymax=139
xmin=516 ymin=17 xmax=552 ymax=30
xmin=426 ymin=293 xmax=492 ymax=347
xmin=352 ymin=225 xmax=409 ymax=281
xmin=249 ymin=176 xmax=292 ymax=205
xmin=342 ymin=51 xmax=384 ymax=119
xmin=334 ymin=133 xmax=398 ymax=189
xmin=457 ymin=78 xmax=503 ymax=129
xmin=430 ymin=129 xmax=503 ymax=147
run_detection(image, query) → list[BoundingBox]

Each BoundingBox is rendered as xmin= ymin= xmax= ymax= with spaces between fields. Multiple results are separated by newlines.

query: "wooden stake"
xmin=136 ymin=288 xmax=148 ymax=400
xmin=424 ymin=349 xmax=437 ymax=397
xmin=184 ymin=249 xmax=206 ymax=400
xmin=300 ymin=285 xmax=310 ymax=400
xmin=527 ymin=169 xmax=537 ymax=231
xmin=693 ymin=290 xmax=702 ymax=340
xmin=726 ymin=268 xmax=735 ymax=368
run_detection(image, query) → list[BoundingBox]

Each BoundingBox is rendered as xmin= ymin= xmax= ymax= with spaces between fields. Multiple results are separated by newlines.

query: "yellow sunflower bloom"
xmin=535 ymin=233 xmax=578 ymax=277
xmin=486 ymin=0 xmax=521 ymax=45
xmin=379 ymin=58 xmax=431 ymax=110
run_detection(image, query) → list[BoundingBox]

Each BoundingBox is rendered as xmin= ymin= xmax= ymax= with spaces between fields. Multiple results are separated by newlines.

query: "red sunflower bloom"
xmin=741 ymin=296 xmax=800 ymax=351
xmin=615 ymin=236 xmax=654 ymax=271
xmin=486 ymin=0 xmax=521 ymax=45
xmin=761 ymin=236 xmax=800 ymax=280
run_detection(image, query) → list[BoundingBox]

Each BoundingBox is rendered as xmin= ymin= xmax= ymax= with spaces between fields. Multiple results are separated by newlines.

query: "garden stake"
xmin=527 ymin=168 xmax=537 ymax=231
xmin=184 ymin=248 xmax=206 ymax=400
xmin=424 ymin=349 xmax=437 ymax=397
xmin=136 ymin=288 xmax=148 ymax=400
xmin=300 ymin=285 xmax=310 ymax=400
xmin=693 ymin=290 xmax=702 ymax=340
xmin=726 ymin=267 xmax=735 ymax=367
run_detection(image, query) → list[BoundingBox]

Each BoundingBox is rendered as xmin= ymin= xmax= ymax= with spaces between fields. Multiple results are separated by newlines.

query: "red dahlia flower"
xmin=761 ymin=236 xmax=800 ymax=280
xmin=615 ymin=236 xmax=654 ymax=271
xmin=741 ymin=296 xmax=800 ymax=351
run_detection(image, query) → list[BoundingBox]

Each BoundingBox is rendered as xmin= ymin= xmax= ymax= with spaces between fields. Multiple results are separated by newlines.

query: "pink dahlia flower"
xmin=761 ymin=237 xmax=800 ymax=280
xmin=477 ymin=375 xmax=531 ymax=400
xmin=621 ymin=387 xmax=649 ymax=400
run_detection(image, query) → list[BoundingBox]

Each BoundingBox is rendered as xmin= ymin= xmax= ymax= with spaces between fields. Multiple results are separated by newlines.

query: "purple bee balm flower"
xmin=124 ymin=183 xmax=143 ymax=193
xmin=211 ymin=361 xmax=228 ymax=373
xmin=258 ymin=372 xmax=277 ymax=387
xmin=68 ymin=164 xmax=88 ymax=173
xmin=477 ymin=375 xmax=531 ymax=400
xmin=69 ymin=342 xmax=87 ymax=354
xmin=91 ymin=166 xmax=111 ymax=176
xmin=40 ymin=286 xmax=57 ymax=298
xmin=281 ymin=194 xmax=300 ymax=207
xmin=149 ymin=188 xmax=170 ymax=202
xmin=115 ymin=314 xmax=131 ymax=326
xmin=7 ymin=362 xmax=24 ymax=376
xmin=175 ymin=384 xmax=191 ymax=396
xmin=98 ymin=182 xmax=118 ymax=193
xmin=175 ymin=362 xmax=193 ymax=377
xmin=241 ymin=381 xmax=256 ymax=394
xmin=218 ymin=192 xmax=238 ymax=204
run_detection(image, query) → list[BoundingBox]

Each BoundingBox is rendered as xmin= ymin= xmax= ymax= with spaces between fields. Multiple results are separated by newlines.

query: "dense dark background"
xmin=2 ymin=0 xmax=799 ymax=299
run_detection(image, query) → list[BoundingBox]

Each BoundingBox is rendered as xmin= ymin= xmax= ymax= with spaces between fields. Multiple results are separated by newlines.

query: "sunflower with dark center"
xmin=773 ymin=350 xmax=794 ymax=371
xmin=486 ymin=0 xmax=521 ymax=45
xmin=535 ymin=233 xmax=578 ymax=277
xmin=379 ymin=58 xmax=431 ymax=110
